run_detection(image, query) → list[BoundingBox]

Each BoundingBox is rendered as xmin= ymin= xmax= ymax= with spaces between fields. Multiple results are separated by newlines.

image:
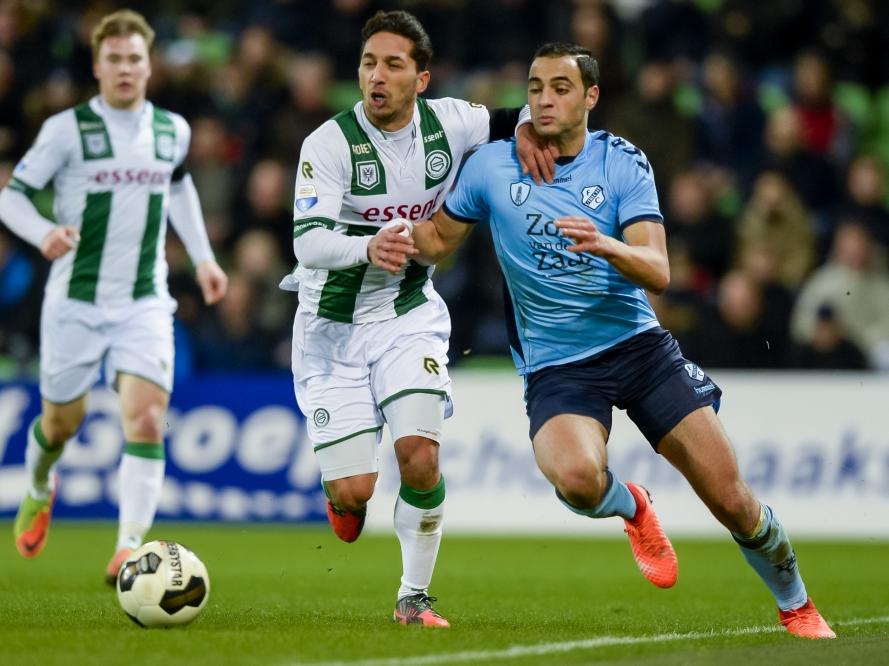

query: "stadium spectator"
xmin=694 ymin=52 xmax=765 ymax=180
xmin=412 ymin=41 xmax=835 ymax=639
xmin=791 ymin=221 xmax=889 ymax=370
xmin=791 ymin=50 xmax=852 ymax=162
xmin=685 ymin=269 xmax=788 ymax=369
xmin=787 ymin=303 xmax=868 ymax=370
xmin=839 ymin=154 xmax=889 ymax=250
xmin=665 ymin=168 xmax=733 ymax=290
xmin=735 ymin=170 xmax=816 ymax=290
xmin=0 ymin=9 xmax=227 ymax=584
xmin=760 ymin=106 xmax=839 ymax=219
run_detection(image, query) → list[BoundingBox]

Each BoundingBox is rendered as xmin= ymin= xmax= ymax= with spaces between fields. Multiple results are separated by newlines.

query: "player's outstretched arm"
xmin=555 ymin=216 xmax=670 ymax=293
xmin=412 ymin=208 xmax=474 ymax=266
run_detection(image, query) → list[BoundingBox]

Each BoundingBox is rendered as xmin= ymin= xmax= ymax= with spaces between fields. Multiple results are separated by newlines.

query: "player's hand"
xmin=368 ymin=222 xmax=418 ymax=274
xmin=555 ymin=216 xmax=614 ymax=256
xmin=195 ymin=260 xmax=228 ymax=305
xmin=40 ymin=226 xmax=80 ymax=260
xmin=515 ymin=122 xmax=558 ymax=185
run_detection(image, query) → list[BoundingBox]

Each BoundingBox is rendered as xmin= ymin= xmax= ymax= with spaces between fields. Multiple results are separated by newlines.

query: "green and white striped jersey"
xmin=290 ymin=97 xmax=489 ymax=323
xmin=9 ymin=96 xmax=189 ymax=304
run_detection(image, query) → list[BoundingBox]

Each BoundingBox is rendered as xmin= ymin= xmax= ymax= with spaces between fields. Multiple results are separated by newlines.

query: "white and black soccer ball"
xmin=116 ymin=540 xmax=210 ymax=628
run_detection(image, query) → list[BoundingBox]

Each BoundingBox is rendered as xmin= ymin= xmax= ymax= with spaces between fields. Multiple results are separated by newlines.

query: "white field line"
xmin=287 ymin=614 xmax=889 ymax=666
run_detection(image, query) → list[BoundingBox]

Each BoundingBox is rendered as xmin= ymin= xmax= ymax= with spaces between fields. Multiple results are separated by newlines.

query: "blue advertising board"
xmin=0 ymin=375 xmax=326 ymax=522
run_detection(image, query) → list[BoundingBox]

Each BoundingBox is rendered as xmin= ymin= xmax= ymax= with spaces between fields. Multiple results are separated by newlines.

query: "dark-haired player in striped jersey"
xmin=282 ymin=9 xmax=555 ymax=627
xmin=0 ymin=10 xmax=227 ymax=584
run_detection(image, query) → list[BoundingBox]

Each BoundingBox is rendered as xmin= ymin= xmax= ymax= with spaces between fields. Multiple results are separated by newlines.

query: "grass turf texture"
xmin=0 ymin=523 xmax=886 ymax=666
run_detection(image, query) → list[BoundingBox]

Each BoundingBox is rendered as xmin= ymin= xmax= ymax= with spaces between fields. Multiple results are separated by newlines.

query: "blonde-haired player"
xmin=0 ymin=9 xmax=227 ymax=583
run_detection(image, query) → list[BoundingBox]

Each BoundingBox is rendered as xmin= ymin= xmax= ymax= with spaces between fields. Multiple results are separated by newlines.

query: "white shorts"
xmin=39 ymin=295 xmax=176 ymax=403
xmin=292 ymin=293 xmax=453 ymax=477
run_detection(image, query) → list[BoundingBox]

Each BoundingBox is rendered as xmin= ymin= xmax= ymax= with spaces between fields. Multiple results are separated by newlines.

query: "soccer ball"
xmin=116 ymin=540 xmax=210 ymax=628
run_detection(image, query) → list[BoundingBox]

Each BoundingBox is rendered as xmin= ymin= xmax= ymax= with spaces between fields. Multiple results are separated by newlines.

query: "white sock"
xmin=25 ymin=418 xmax=65 ymax=500
xmin=394 ymin=494 xmax=444 ymax=600
xmin=116 ymin=446 xmax=165 ymax=551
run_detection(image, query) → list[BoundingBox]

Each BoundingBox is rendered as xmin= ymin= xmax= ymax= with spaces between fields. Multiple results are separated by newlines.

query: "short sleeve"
xmin=443 ymin=149 xmax=489 ymax=223
xmin=608 ymin=144 xmax=663 ymax=229
xmin=292 ymin=125 xmax=349 ymax=237
xmin=10 ymin=113 xmax=73 ymax=192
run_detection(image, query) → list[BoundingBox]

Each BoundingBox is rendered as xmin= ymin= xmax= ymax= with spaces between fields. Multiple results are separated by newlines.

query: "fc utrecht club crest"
xmin=84 ymin=132 xmax=109 ymax=157
xmin=356 ymin=161 xmax=379 ymax=190
xmin=684 ymin=362 xmax=705 ymax=382
xmin=510 ymin=181 xmax=530 ymax=206
xmin=581 ymin=185 xmax=606 ymax=210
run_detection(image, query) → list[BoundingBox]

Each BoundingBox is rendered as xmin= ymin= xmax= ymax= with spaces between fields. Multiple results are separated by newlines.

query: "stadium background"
xmin=0 ymin=0 xmax=887 ymax=537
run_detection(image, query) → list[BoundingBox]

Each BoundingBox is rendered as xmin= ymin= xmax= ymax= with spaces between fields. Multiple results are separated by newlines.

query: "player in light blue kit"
xmin=411 ymin=42 xmax=834 ymax=639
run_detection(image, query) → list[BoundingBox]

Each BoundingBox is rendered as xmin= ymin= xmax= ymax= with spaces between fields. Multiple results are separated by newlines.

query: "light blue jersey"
xmin=444 ymin=130 xmax=663 ymax=374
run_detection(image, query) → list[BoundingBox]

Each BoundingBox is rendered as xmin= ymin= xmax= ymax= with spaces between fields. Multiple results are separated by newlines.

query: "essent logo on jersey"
xmin=91 ymin=168 xmax=170 ymax=186
xmin=360 ymin=194 xmax=440 ymax=222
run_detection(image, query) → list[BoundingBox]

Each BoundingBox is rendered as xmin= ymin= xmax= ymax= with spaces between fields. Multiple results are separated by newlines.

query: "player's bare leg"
xmin=534 ymin=414 xmax=678 ymax=588
xmin=324 ymin=472 xmax=376 ymax=543
xmin=14 ymin=397 xmax=86 ymax=558
xmin=659 ymin=406 xmax=835 ymax=638
xmin=106 ymin=374 xmax=169 ymax=585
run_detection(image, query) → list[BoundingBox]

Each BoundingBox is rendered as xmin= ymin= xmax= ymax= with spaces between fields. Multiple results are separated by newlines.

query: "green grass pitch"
xmin=1 ymin=522 xmax=887 ymax=665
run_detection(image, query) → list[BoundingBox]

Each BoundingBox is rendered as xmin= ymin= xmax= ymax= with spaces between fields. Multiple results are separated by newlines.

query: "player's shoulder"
xmin=152 ymin=104 xmax=190 ymax=133
xmin=593 ymin=130 xmax=652 ymax=171
xmin=424 ymin=97 xmax=487 ymax=117
xmin=37 ymin=105 xmax=80 ymax=139
xmin=470 ymin=138 xmax=516 ymax=161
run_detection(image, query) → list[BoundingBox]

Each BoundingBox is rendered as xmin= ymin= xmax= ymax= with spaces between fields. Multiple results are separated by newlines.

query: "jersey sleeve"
xmin=292 ymin=125 xmax=349 ymax=238
xmin=443 ymin=149 xmax=489 ymax=223
xmin=607 ymin=142 xmax=664 ymax=230
xmin=9 ymin=113 xmax=73 ymax=193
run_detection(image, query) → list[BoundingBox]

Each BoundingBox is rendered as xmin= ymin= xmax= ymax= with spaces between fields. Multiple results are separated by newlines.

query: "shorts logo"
xmin=313 ymin=408 xmax=330 ymax=427
xmin=581 ymin=185 xmax=605 ymax=210
xmin=85 ymin=132 xmax=109 ymax=157
xmin=301 ymin=161 xmax=313 ymax=178
xmin=356 ymin=161 xmax=379 ymax=190
xmin=684 ymin=362 xmax=705 ymax=382
xmin=423 ymin=357 xmax=440 ymax=375
xmin=510 ymin=182 xmax=530 ymax=206
xmin=425 ymin=150 xmax=451 ymax=181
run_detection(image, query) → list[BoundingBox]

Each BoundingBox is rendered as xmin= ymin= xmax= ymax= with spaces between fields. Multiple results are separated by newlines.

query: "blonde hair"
xmin=90 ymin=9 xmax=155 ymax=61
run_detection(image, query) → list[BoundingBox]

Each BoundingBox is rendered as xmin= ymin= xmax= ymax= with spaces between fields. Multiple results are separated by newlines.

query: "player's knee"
xmin=127 ymin=403 xmax=166 ymax=441
xmin=395 ymin=435 xmax=440 ymax=488
xmin=328 ymin=476 xmax=375 ymax=511
xmin=553 ymin=468 xmax=607 ymax=509
xmin=713 ymin=484 xmax=758 ymax=533
xmin=40 ymin=413 xmax=81 ymax=445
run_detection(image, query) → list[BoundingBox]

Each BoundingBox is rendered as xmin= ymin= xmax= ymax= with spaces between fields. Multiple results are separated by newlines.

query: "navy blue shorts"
xmin=524 ymin=327 xmax=722 ymax=449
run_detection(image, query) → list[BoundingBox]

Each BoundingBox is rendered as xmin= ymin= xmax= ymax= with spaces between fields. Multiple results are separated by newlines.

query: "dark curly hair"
xmin=361 ymin=10 xmax=433 ymax=72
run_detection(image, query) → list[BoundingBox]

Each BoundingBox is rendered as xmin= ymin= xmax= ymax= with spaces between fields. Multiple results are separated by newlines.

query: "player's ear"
xmin=416 ymin=70 xmax=430 ymax=95
xmin=586 ymin=85 xmax=599 ymax=111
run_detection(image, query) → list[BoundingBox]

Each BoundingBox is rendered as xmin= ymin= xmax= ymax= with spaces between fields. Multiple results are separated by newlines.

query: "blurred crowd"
xmin=2 ymin=0 xmax=889 ymax=378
